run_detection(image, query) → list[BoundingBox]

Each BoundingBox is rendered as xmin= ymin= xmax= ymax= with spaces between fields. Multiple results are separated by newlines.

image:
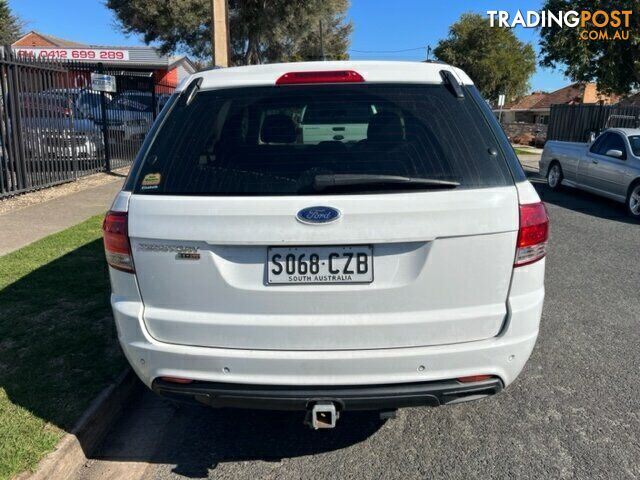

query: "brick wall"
xmin=13 ymin=32 xmax=56 ymax=47
xmin=582 ymin=83 xmax=598 ymax=104
xmin=154 ymin=68 xmax=178 ymax=88
xmin=501 ymin=122 xmax=548 ymax=146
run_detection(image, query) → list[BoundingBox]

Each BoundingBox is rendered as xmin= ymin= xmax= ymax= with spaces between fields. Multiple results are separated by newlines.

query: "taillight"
xmin=276 ymin=70 xmax=365 ymax=85
xmin=515 ymin=202 xmax=549 ymax=267
xmin=102 ymin=211 xmax=135 ymax=273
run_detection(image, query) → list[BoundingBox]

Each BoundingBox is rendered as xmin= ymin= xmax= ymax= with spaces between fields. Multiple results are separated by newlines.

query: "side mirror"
xmin=605 ymin=149 xmax=624 ymax=159
xmin=588 ymin=132 xmax=597 ymax=143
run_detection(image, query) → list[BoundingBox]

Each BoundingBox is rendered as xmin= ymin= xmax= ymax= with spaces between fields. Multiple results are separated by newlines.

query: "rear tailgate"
xmin=124 ymin=78 xmax=523 ymax=352
xmin=129 ymin=188 xmax=518 ymax=350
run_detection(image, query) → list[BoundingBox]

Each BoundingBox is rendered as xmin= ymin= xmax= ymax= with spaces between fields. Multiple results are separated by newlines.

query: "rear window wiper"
xmin=313 ymin=174 xmax=460 ymax=192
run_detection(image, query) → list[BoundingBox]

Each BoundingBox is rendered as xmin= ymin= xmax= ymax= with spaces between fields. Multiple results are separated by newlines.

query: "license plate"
xmin=267 ymin=246 xmax=373 ymax=285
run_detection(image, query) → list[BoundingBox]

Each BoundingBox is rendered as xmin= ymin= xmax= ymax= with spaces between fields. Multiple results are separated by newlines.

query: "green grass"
xmin=514 ymin=147 xmax=535 ymax=156
xmin=0 ymin=215 xmax=125 ymax=480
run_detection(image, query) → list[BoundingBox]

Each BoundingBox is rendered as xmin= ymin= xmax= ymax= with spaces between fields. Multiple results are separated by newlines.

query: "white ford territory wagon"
xmin=104 ymin=61 xmax=547 ymax=428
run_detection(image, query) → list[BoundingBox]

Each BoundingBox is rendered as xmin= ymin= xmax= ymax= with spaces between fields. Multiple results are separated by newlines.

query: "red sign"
xmin=13 ymin=48 xmax=130 ymax=62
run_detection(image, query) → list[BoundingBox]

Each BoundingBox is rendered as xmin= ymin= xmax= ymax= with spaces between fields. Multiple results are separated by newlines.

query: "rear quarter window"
xmin=130 ymin=83 xmax=515 ymax=196
xmin=628 ymin=135 xmax=640 ymax=156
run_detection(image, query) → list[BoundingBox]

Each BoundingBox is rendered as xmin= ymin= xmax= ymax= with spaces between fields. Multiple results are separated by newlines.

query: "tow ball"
xmin=306 ymin=402 xmax=339 ymax=429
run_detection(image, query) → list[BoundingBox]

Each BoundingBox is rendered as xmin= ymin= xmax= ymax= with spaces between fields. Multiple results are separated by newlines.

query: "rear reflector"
xmin=276 ymin=70 xmax=364 ymax=85
xmin=457 ymin=375 xmax=493 ymax=383
xmin=160 ymin=377 xmax=194 ymax=384
xmin=102 ymin=211 xmax=134 ymax=273
xmin=515 ymin=201 xmax=549 ymax=267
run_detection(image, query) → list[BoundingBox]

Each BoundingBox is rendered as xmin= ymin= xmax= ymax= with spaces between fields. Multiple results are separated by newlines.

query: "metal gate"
xmin=86 ymin=66 xmax=175 ymax=170
xmin=1 ymin=50 xmax=79 ymax=195
xmin=0 ymin=48 xmax=177 ymax=198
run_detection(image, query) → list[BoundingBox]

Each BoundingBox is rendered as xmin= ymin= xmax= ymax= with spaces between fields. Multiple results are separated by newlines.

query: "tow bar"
xmin=306 ymin=402 xmax=339 ymax=429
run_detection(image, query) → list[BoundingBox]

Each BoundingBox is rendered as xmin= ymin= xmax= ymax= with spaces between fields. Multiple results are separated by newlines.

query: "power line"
xmin=349 ymin=54 xmax=427 ymax=60
xmin=349 ymin=46 xmax=427 ymax=54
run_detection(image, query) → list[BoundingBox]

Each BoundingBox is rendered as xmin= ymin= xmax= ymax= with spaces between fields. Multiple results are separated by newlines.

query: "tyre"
xmin=626 ymin=182 xmax=640 ymax=220
xmin=546 ymin=162 xmax=563 ymax=191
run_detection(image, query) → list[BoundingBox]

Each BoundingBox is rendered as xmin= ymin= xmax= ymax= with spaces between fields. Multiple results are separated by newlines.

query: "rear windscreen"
xmin=132 ymin=84 xmax=514 ymax=195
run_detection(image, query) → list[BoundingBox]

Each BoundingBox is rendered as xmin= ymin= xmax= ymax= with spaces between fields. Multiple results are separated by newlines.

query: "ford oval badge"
xmin=296 ymin=206 xmax=341 ymax=225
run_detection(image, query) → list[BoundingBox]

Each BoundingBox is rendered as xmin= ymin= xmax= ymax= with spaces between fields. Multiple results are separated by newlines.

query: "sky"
xmin=10 ymin=0 xmax=569 ymax=93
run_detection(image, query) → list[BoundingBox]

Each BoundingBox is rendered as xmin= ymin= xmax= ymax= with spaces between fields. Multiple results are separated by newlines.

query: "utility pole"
xmin=319 ymin=20 xmax=325 ymax=60
xmin=211 ymin=0 xmax=230 ymax=67
xmin=426 ymin=45 xmax=431 ymax=61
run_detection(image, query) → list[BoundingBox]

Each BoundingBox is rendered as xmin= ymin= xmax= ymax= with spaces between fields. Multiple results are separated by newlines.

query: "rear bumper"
xmin=152 ymin=377 xmax=503 ymax=411
xmin=110 ymin=259 xmax=544 ymax=400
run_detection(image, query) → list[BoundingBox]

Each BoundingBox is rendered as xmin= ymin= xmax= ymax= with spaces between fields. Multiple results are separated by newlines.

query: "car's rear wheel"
xmin=626 ymin=182 xmax=640 ymax=219
xmin=546 ymin=163 xmax=563 ymax=191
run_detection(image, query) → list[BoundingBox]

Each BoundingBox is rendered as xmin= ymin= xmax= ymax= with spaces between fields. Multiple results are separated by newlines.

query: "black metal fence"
xmin=547 ymin=104 xmax=640 ymax=143
xmin=0 ymin=48 xmax=177 ymax=198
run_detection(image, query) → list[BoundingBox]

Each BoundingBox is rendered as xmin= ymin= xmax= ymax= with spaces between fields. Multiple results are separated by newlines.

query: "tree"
xmin=106 ymin=0 xmax=352 ymax=65
xmin=434 ymin=13 xmax=536 ymax=102
xmin=0 ymin=0 xmax=23 ymax=45
xmin=539 ymin=0 xmax=640 ymax=95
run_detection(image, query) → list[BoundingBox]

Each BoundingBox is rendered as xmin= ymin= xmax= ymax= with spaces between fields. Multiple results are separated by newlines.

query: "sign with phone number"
xmin=14 ymin=48 xmax=130 ymax=62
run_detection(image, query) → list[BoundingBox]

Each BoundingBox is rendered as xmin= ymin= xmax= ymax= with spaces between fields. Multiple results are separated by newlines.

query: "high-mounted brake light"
xmin=276 ymin=70 xmax=365 ymax=85
xmin=514 ymin=202 xmax=549 ymax=267
xmin=102 ymin=211 xmax=135 ymax=273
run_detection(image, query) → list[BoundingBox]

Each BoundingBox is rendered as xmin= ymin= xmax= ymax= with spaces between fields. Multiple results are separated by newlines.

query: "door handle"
xmin=592 ymin=159 xmax=598 ymax=164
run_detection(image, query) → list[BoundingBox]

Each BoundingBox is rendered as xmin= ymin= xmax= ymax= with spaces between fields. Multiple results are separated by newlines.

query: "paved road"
xmin=78 ymin=167 xmax=640 ymax=480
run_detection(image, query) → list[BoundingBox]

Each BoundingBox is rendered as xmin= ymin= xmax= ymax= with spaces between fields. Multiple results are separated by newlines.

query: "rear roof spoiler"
xmin=439 ymin=70 xmax=464 ymax=99
xmin=181 ymin=77 xmax=203 ymax=106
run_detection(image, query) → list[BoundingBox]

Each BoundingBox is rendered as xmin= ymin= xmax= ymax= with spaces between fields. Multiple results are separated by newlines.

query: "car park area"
xmin=72 ymin=163 xmax=640 ymax=480
xmin=0 ymin=49 xmax=176 ymax=199
xmin=4 ymin=2 xmax=640 ymax=478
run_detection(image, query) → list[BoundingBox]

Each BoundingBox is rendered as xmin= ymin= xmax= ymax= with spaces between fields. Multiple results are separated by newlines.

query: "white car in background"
xmin=104 ymin=61 xmax=547 ymax=429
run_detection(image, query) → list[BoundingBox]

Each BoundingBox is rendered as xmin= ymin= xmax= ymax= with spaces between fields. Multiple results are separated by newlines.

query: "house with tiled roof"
xmin=499 ymin=83 xmax=620 ymax=125
xmin=618 ymin=91 xmax=640 ymax=106
xmin=496 ymin=83 xmax=620 ymax=145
